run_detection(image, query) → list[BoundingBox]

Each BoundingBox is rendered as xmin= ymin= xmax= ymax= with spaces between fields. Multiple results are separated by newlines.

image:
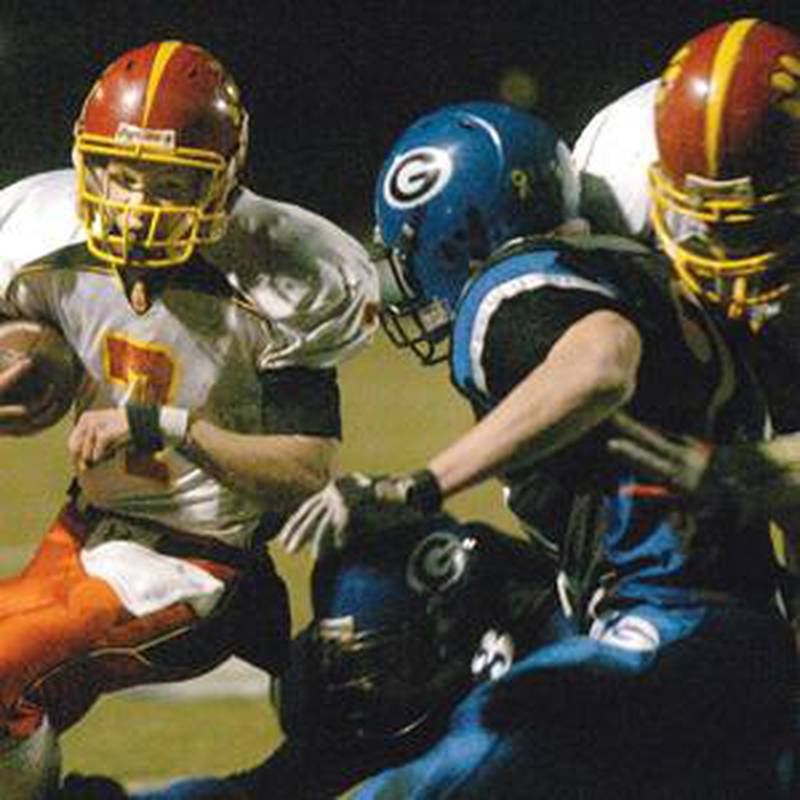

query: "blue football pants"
xmin=353 ymin=602 xmax=795 ymax=799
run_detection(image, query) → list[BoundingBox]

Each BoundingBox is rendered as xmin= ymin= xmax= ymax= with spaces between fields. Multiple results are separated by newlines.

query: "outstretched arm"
xmin=280 ymin=309 xmax=642 ymax=555
xmin=183 ymin=422 xmax=337 ymax=511
xmin=428 ymin=309 xmax=641 ymax=498
xmin=68 ymin=406 xmax=338 ymax=516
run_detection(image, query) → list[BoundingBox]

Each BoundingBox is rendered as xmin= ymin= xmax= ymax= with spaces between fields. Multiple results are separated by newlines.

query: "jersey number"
xmin=105 ymin=333 xmax=178 ymax=482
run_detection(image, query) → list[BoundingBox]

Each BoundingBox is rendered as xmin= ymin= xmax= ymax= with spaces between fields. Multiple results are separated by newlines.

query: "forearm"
xmin=184 ymin=418 xmax=338 ymax=514
xmin=277 ymin=312 xmax=640 ymax=558
xmin=430 ymin=310 xmax=641 ymax=498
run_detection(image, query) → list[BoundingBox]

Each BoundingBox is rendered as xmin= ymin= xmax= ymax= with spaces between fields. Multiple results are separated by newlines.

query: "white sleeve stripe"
xmin=469 ymin=273 xmax=617 ymax=396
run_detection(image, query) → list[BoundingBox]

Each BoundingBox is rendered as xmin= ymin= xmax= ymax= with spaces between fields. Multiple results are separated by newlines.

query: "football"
xmin=0 ymin=319 xmax=82 ymax=432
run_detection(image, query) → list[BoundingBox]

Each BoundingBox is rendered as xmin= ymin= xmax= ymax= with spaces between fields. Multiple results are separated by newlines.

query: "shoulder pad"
xmin=488 ymin=233 xmax=650 ymax=267
xmin=0 ymin=170 xmax=85 ymax=310
xmin=549 ymin=233 xmax=652 ymax=255
xmin=201 ymin=188 xmax=379 ymax=368
xmin=573 ymin=80 xmax=658 ymax=241
xmin=452 ymin=239 xmax=628 ymax=400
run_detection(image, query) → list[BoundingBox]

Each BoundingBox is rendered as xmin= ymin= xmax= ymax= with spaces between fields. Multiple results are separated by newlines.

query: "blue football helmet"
xmin=275 ymin=513 xmax=556 ymax=746
xmin=374 ymin=101 xmax=580 ymax=363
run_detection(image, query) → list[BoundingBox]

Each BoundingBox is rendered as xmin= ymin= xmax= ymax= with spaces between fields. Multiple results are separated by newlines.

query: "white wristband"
xmin=158 ymin=406 xmax=191 ymax=445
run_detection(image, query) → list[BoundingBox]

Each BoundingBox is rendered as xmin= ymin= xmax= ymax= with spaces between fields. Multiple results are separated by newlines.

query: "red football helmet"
xmin=73 ymin=41 xmax=249 ymax=267
xmin=649 ymin=18 xmax=800 ymax=325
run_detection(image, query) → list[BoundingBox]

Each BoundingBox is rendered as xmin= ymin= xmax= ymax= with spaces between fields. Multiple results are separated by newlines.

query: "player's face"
xmin=89 ymin=159 xmax=211 ymax=262
xmin=682 ymin=213 xmax=796 ymax=304
xmin=651 ymin=169 xmax=800 ymax=324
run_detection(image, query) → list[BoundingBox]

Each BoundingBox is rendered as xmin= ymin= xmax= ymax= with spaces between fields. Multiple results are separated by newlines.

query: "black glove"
xmin=607 ymin=411 xmax=714 ymax=496
xmin=279 ymin=470 xmax=442 ymax=557
xmin=608 ymin=411 xmax=777 ymax=517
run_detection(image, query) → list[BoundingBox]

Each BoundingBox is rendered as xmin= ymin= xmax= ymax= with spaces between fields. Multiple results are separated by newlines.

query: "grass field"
xmin=0 ymin=334 xmax=518 ymax=788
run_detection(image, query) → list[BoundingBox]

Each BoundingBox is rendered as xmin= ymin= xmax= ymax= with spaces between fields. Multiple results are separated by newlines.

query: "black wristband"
xmin=406 ymin=469 xmax=443 ymax=514
xmin=126 ymin=403 xmax=164 ymax=452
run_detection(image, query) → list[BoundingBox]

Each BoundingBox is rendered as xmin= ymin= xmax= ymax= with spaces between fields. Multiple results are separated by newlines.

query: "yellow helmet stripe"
xmin=142 ymin=41 xmax=183 ymax=126
xmin=705 ymin=18 xmax=759 ymax=176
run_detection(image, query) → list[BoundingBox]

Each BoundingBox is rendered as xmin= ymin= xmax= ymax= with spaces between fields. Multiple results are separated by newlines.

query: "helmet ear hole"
xmin=466 ymin=206 xmax=490 ymax=261
xmin=438 ymin=240 xmax=461 ymax=265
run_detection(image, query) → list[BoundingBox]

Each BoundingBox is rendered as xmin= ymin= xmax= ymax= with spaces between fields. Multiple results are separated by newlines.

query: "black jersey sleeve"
xmin=482 ymin=287 xmax=628 ymax=399
xmin=259 ymin=367 xmax=342 ymax=439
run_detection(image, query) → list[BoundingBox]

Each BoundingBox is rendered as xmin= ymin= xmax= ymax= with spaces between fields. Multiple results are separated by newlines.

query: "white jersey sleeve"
xmin=573 ymin=80 xmax=659 ymax=243
xmin=0 ymin=169 xmax=85 ymax=315
xmin=203 ymin=188 xmax=379 ymax=370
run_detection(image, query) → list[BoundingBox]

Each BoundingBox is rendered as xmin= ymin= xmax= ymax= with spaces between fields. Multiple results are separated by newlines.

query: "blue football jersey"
xmin=450 ymin=235 xmax=775 ymax=615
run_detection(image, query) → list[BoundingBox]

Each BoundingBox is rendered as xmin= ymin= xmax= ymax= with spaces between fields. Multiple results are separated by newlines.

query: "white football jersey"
xmin=573 ymin=80 xmax=659 ymax=242
xmin=0 ymin=169 xmax=379 ymax=546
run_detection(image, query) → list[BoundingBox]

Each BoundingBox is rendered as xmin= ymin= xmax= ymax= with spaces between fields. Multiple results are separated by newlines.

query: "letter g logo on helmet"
xmin=383 ymin=147 xmax=453 ymax=209
xmin=406 ymin=531 xmax=469 ymax=594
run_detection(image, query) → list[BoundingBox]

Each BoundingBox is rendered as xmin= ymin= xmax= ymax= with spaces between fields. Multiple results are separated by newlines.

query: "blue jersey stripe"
xmin=451 ymin=249 xmax=617 ymax=400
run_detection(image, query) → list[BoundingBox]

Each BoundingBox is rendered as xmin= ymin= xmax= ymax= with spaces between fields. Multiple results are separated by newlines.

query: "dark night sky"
xmin=1 ymin=0 xmax=798 ymax=234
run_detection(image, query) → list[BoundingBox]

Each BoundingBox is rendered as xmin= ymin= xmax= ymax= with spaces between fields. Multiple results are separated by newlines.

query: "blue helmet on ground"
xmin=275 ymin=512 xmax=556 ymax=747
xmin=374 ymin=101 xmax=580 ymax=363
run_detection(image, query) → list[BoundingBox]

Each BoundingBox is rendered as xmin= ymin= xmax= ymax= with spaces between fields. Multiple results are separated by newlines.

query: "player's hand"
xmin=608 ymin=411 xmax=784 ymax=519
xmin=69 ymin=408 xmax=130 ymax=471
xmin=607 ymin=411 xmax=713 ymax=495
xmin=0 ymin=355 xmax=62 ymax=436
xmin=279 ymin=470 xmax=442 ymax=558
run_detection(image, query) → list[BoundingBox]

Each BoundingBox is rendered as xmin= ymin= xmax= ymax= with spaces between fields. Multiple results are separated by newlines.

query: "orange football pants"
xmin=0 ymin=504 xmax=232 ymax=739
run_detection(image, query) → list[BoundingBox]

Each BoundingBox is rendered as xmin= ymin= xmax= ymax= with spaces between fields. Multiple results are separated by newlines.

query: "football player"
xmin=575 ymin=18 xmax=800 ymax=432
xmin=576 ymin=18 xmax=800 ymax=795
xmin=0 ymin=41 xmax=378 ymax=798
xmin=278 ymin=101 xmax=795 ymax=797
xmin=576 ymin=18 xmax=800 ymax=589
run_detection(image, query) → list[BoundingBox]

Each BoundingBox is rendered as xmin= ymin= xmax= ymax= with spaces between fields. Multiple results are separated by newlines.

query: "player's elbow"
xmin=590 ymin=350 xmax=638 ymax=408
xmin=578 ymin=316 xmax=641 ymax=409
